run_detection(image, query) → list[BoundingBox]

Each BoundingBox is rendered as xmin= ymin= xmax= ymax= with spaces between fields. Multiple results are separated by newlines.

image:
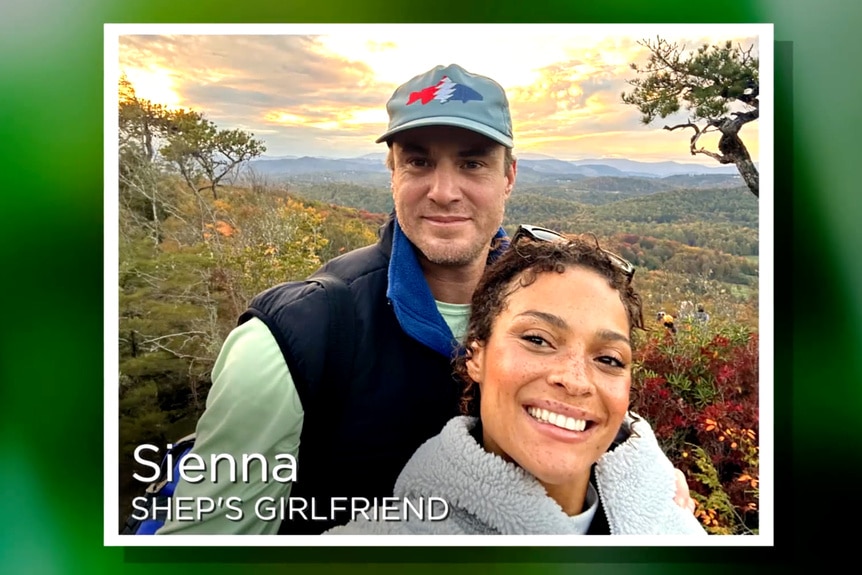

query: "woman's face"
xmin=468 ymin=265 xmax=632 ymax=497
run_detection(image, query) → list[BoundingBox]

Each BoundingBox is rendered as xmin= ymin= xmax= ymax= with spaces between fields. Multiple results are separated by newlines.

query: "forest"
xmin=117 ymin=77 xmax=760 ymax=535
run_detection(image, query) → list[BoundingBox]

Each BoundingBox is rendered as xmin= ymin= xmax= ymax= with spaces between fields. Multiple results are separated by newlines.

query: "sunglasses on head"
xmin=511 ymin=224 xmax=636 ymax=283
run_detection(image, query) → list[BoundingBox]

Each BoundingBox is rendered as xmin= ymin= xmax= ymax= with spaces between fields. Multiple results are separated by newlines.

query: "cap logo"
xmin=406 ymin=75 xmax=484 ymax=106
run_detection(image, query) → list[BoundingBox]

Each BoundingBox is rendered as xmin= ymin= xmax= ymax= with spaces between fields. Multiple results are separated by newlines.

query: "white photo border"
xmin=105 ymin=22 xmax=774 ymax=547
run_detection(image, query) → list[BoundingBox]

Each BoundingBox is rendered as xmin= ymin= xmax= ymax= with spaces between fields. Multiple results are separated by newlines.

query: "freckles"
xmin=494 ymin=363 xmax=531 ymax=396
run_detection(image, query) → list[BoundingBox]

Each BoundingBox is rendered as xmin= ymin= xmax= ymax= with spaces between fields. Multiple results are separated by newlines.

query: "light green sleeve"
xmin=156 ymin=317 xmax=303 ymax=535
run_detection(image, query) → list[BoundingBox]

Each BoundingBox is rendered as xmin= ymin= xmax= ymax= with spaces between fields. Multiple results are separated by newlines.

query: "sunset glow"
xmin=115 ymin=24 xmax=768 ymax=162
xmin=123 ymin=66 xmax=182 ymax=109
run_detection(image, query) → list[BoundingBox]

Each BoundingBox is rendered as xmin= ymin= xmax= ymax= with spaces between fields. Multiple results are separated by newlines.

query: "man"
xmin=157 ymin=64 xmax=691 ymax=535
xmin=695 ymin=304 xmax=710 ymax=324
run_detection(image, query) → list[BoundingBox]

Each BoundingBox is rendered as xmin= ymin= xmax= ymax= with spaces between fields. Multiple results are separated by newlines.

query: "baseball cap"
xmin=376 ymin=64 xmax=513 ymax=148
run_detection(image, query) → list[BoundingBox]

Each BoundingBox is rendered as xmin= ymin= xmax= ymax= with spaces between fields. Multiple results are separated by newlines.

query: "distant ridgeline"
xmin=244 ymin=154 xmax=743 ymax=190
xmin=240 ymin=155 xmax=757 ymax=264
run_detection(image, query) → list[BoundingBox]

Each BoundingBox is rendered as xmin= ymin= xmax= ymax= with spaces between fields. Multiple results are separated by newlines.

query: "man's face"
xmin=390 ymin=126 xmax=516 ymax=267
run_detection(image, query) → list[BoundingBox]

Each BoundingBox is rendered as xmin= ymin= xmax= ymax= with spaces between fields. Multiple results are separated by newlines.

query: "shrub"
xmin=631 ymin=322 xmax=759 ymax=534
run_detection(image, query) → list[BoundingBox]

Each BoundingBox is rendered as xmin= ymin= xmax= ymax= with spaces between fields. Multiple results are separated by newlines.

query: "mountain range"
xmin=249 ymin=152 xmax=742 ymax=179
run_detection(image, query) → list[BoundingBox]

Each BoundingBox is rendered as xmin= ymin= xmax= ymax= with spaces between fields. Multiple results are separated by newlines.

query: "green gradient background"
xmin=1 ymin=0 xmax=854 ymax=571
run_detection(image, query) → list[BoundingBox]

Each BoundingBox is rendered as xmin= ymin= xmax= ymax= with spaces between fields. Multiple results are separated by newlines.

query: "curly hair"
xmin=454 ymin=233 xmax=645 ymax=416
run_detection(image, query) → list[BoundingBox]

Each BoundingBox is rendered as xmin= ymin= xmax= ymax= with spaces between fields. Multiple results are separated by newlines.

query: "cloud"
xmin=116 ymin=27 xmax=762 ymax=161
xmin=119 ymin=34 xmax=394 ymax=153
xmin=120 ymin=35 xmax=381 ymax=105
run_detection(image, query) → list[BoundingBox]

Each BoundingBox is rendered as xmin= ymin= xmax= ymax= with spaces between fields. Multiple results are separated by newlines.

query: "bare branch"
xmin=138 ymin=331 xmax=209 ymax=345
xmin=663 ymin=122 xmax=725 ymax=162
xmin=147 ymin=340 xmax=211 ymax=362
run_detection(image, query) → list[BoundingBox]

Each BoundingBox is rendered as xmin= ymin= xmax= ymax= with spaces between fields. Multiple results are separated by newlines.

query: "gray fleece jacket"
xmin=326 ymin=415 xmax=706 ymax=535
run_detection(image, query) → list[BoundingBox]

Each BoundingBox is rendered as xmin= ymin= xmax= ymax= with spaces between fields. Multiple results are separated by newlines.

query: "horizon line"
xmin=256 ymin=152 xmax=749 ymax=163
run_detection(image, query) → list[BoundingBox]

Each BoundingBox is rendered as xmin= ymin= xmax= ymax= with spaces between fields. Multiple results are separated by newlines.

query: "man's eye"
xmin=462 ymin=160 xmax=482 ymax=169
xmin=597 ymin=356 xmax=625 ymax=368
xmin=407 ymin=158 xmax=429 ymax=167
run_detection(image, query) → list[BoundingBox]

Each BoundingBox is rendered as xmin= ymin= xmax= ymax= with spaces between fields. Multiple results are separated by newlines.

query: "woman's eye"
xmin=522 ymin=335 xmax=548 ymax=347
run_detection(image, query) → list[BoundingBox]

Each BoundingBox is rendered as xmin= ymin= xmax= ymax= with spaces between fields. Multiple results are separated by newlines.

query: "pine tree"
xmin=622 ymin=38 xmax=760 ymax=197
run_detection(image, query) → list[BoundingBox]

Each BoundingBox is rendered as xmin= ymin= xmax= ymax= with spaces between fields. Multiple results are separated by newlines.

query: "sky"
xmin=113 ymin=24 xmax=767 ymax=163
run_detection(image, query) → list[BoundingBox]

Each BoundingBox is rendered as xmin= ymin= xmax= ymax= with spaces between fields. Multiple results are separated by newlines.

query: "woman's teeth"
xmin=527 ymin=406 xmax=587 ymax=431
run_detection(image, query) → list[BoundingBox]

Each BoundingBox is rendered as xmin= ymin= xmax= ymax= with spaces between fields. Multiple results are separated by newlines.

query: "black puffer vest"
xmin=239 ymin=220 xmax=463 ymax=534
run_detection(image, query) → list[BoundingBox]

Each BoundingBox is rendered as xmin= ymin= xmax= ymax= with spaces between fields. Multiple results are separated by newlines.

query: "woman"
xmin=328 ymin=226 xmax=705 ymax=535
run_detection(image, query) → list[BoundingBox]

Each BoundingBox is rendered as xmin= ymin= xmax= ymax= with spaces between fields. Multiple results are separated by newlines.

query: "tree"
xmin=119 ymin=75 xmax=183 ymax=245
xmin=622 ymin=38 xmax=759 ymax=197
xmin=160 ymin=109 xmax=266 ymax=201
xmin=119 ymin=74 xmax=176 ymax=162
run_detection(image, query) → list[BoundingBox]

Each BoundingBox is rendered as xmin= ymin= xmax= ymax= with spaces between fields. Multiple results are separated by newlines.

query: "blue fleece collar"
xmin=387 ymin=221 xmax=509 ymax=357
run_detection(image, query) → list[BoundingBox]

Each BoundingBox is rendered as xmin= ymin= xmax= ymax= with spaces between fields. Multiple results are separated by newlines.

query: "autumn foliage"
xmin=631 ymin=320 xmax=759 ymax=534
